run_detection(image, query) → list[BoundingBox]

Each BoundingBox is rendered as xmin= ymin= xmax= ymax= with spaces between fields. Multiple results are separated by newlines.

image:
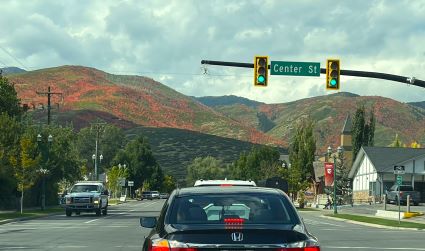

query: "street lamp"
xmin=92 ymin=154 xmax=96 ymax=180
xmin=37 ymin=134 xmax=53 ymax=210
xmin=327 ymin=145 xmax=343 ymax=214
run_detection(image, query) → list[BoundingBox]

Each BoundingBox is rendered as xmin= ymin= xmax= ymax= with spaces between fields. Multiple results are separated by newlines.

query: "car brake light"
xmin=277 ymin=247 xmax=320 ymax=251
xmin=149 ymin=239 xmax=197 ymax=251
xmin=220 ymin=184 xmax=233 ymax=186
xmin=224 ymin=218 xmax=244 ymax=224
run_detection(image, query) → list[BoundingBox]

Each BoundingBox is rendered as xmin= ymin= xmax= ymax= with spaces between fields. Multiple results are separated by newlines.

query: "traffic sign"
xmin=271 ymin=61 xmax=320 ymax=76
xmin=396 ymin=175 xmax=403 ymax=185
xmin=128 ymin=181 xmax=134 ymax=187
xmin=118 ymin=178 xmax=126 ymax=187
xmin=394 ymin=165 xmax=405 ymax=175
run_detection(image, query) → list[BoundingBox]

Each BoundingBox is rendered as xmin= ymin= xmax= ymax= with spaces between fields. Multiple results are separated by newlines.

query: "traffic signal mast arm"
xmin=200 ymin=60 xmax=425 ymax=88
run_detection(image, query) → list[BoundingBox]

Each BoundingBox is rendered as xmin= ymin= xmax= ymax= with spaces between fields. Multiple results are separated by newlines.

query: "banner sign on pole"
xmin=324 ymin=162 xmax=334 ymax=187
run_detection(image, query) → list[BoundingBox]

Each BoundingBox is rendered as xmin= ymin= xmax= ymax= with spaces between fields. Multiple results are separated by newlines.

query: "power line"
xmin=0 ymin=45 xmax=27 ymax=70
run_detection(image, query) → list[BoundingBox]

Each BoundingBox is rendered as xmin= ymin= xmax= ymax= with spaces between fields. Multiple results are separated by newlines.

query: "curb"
xmin=0 ymin=212 xmax=63 ymax=225
xmin=320 ymin=215 xmax=425 ymax=231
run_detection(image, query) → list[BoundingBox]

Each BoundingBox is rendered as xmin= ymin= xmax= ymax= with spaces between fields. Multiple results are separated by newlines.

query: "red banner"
xmin=324 ymin=162 xmax=334 ymax=187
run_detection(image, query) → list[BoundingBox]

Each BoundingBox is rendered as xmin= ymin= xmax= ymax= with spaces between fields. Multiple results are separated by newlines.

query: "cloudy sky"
xmin=1 ymin=0 xmax=424 ymax=103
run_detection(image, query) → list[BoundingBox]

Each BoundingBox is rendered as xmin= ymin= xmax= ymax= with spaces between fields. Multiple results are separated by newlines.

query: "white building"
xmin=348 ymin=146 xmax=425 ymax=203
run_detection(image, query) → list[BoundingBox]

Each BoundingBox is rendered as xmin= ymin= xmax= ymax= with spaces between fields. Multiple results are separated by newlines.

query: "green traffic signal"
xmin=258 ymin=75 xmax=265 ymax=83
xmin=254 ymin=56 xmax=268 ymax=87
xmin=326 ymin=59 xmax=340 ymax=90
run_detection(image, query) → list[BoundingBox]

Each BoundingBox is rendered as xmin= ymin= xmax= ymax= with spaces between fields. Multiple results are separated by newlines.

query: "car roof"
xmin=176 ymin=186 xmax=282 ymax=196
xmin=74 ymin=182 xmax=102 ymax=186
xmin=194 ymin=179 xmax=256 ymax=187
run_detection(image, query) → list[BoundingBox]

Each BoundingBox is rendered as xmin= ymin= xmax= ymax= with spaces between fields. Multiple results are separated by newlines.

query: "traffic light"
xmin=326 ymin=59 xmax=340 ymax=90
xmin=254 ymin=56 xmax=268 ymax=87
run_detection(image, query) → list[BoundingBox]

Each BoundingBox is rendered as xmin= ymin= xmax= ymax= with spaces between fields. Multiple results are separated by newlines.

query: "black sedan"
xmin=140 ymin=186 xmax=320 ymax=251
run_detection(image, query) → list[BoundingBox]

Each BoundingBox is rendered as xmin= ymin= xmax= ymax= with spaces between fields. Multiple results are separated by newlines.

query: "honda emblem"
xmin=231 ymin=232 xmax=243 ymax=242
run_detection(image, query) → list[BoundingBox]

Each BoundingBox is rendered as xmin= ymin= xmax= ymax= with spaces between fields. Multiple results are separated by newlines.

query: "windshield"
xmin=168 ymin=194 xmax=299 ymax=225
xmin=71 ymin=185 xmax=100 ymax=193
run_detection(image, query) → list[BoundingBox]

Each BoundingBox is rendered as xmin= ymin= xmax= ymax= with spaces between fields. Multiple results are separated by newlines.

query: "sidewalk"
xmin=312 ymin=203 xmax=425 ymax=224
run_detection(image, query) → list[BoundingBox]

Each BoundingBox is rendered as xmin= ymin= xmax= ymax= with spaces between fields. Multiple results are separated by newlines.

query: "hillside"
xmin=1 ymin=67 xmax=26 ymax=75
xmin=409 ymin=101 xmax=425 ymax=110
xmin=206 ymin=93 xmax=425 ymax=152
xmin=28 ymin=109 xmax=286 ymax=180
xmin=194 ymin=95 xmax=264 ymax=108
xmin=9 ymin=65 xmax=281 ymax=146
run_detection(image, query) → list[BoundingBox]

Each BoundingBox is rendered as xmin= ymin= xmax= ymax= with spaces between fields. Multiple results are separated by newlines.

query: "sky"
xmin=0 ymin=0 xmax=424 ymax=104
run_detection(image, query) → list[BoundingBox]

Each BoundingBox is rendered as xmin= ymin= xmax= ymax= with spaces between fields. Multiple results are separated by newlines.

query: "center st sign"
xmin=271 ymin=61 xmax=320 ymax=77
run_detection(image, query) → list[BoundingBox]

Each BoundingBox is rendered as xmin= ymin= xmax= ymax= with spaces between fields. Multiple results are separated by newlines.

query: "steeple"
xmin=340 ymin=114 xmax=352 ymax=151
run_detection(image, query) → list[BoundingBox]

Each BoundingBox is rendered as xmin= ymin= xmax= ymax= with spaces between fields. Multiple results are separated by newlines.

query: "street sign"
xmin=394 ymin=165 xmax=405 ymax=175
xmin=128 ymin=181 xmax=134 ymax=187
xmin=271 ymin=61 xmax=320 ymax=76
xmin=396 ymin=175 xmax=403 ymax=185
xmin=118 ymin=178 xmax=126 ymax=187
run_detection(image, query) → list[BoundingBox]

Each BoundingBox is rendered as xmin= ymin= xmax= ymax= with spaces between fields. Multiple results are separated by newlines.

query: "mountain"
xmin=0 ymin=67 xmax=26 ymax=75
xmin=10 ymin=65 xmax=281 ymax=146
xmin=194 ymin=95 xmax=264 ymax=108
xmin=203 ymin=92 xmax=425 ymax=152
xmin=408 ymin=101 xmax=425 ymax=110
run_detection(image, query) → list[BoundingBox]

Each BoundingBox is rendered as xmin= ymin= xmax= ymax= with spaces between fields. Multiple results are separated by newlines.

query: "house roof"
xmin=349 ymin=146 xmax=425 ymax=178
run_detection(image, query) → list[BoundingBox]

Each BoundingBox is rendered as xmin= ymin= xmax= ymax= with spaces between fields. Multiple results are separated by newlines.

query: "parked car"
xmin=139 ymin=186 xmax=320 ymax=251
xmin=386 ymin=185 xmax=420 ymax=206
xmin=159 ymin=193 xmax=169 ymax=199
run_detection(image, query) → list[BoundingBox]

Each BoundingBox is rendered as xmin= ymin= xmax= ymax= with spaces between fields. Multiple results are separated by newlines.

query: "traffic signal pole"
xmin=200 ymin=60 xmax=425 ymax=88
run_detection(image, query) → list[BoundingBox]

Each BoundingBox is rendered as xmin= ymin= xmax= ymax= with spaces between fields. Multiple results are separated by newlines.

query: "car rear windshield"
xmin=168 ymin=193 xmax=299 ymax=225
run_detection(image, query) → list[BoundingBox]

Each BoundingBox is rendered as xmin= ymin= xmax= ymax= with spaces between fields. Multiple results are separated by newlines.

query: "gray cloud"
xmin=0 ymin=0 xmax=424 ymax=103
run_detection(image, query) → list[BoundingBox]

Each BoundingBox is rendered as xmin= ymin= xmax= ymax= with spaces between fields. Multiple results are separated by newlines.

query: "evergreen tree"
xmin=352 ymin=105 xmax=375 ymax=161
xmin=0 ymin=75 xmax=23 ymax=118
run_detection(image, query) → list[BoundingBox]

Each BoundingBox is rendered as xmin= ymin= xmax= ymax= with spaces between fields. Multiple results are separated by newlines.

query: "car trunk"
xmin=165 ymin=224 xmax=309 ymax=247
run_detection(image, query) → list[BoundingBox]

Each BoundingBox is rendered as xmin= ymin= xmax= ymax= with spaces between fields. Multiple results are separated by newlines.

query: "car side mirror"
xmin=140 ymin=217 xmax=157 ymax=228
xmin=103 ymin=190 xmax=109 ymax=196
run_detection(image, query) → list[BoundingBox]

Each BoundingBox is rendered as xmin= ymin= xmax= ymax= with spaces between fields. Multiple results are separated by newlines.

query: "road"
xmin=1 ymin=201 xmax=425 ymax=251
xmin=300 ymin=211 xmax=425 ymax=251
xmin=0 ymin=200 xmax=164 ymax=251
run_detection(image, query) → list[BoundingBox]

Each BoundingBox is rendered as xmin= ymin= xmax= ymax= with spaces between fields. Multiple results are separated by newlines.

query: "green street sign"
xmin=271 ymin=61 xmax=320 ymax=76
xmin=396 ymin=175 xmax=403 ymax=185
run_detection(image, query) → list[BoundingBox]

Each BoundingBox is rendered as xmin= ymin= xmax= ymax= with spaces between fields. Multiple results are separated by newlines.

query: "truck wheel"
xmin=65 ymin=209 xmax=72 ymax=217
xmin=102 ymin=207 xmax=108 ymax=216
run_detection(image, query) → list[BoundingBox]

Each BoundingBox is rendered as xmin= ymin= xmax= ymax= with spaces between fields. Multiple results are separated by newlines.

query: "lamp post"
xmin=327 ymin=145 xmax=343 ymax=214
xmin=92 ymin=154 xmax=96 ymax=180
xmin=37 ymin=133 xmax=53 ymax=211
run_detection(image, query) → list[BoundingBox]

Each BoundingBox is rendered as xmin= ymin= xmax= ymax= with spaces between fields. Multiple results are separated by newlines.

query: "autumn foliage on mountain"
xmin=10 ymin=66 xmax=282 ymax=146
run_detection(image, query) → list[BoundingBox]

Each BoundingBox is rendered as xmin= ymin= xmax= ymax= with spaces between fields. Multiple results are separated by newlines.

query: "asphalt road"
xmin=0 ymin=200 xmax=164 ymax=251
xmin=300 ymin=211 xmax=425 ymax=251
xmin=2 ymin=200 xmax=425 ymax=251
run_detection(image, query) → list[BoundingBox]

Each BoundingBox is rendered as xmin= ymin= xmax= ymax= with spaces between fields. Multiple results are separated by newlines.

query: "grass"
xmin=297 ymin=207 xmax=320 ymax=211
xmin=326 ymin=213 xmax=425 ymax=229
xmin=0 ymin=207 xmax=63 ymax=221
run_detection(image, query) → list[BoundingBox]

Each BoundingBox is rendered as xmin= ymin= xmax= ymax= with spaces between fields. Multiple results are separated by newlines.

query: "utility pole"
xmin=36 ymin=86 xmax=63 ymax=125
xmin=91 ymin=120 xmax=106 ymax=180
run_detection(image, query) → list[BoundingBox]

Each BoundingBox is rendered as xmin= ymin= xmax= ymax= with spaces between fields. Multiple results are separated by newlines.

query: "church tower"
xmin=340 ymin=114 xmax=353 ymax=168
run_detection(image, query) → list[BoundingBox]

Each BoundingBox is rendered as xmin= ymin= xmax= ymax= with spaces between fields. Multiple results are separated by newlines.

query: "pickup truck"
xmin=63 ymin=181 xmax=109 ymax=216
xmin=386 ymin=185 xmax=420 ymax=206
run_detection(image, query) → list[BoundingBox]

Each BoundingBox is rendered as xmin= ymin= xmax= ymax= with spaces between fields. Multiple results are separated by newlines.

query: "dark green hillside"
xmin=126 ymin=127 xmax=287 ymax=180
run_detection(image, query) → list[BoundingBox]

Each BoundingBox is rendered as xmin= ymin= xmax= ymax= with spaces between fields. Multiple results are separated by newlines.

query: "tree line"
xmin=0 ymin=75 xmax=175 ymax=211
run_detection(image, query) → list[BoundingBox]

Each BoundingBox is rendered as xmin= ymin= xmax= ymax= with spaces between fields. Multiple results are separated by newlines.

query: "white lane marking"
xmin=84 ymin=218 xmax=100 ymax=224
xmin=57 ymin=246 xmax=88 ymax=249
xmin=325 ymin=247 xmax=425 ymax=250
